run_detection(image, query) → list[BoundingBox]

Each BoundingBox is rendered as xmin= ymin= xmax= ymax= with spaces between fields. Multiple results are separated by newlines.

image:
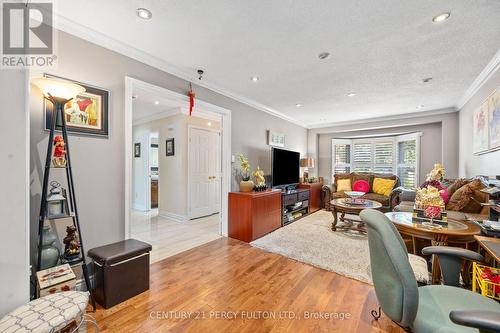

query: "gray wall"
xmin=29 ymin=31 xmax=307 ymax=266
xmin=317 ymin=123 xmax=442 ymax=184
xmin=0 ymin=70 xmax=30 ymax=316
xmin=459 ymin=69 xmax=500 ymax=177
xmin=308 ymin=111 xmax=459 ymax=183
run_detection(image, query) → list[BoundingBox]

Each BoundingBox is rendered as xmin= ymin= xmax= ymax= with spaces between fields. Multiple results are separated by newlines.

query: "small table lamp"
xmin=300 ymin=157 xmax=315 ymax=182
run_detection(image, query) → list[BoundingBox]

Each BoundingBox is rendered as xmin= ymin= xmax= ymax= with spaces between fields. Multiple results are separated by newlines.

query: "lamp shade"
xmin=32 ymin=77 xmax=85 ymax=100
xmin=300 ymin=157 xmax=315 ymax=168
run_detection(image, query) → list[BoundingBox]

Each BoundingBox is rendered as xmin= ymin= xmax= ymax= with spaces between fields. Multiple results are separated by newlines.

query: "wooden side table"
xmin=475 ymin=235 xmax=500 ymax=266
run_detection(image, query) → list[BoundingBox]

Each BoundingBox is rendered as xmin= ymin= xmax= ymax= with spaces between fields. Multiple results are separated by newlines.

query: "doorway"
xmin=125 ymin=77 xmax=231 ymax=263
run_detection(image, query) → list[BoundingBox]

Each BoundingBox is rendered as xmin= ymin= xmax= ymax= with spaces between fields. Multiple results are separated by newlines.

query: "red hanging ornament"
xmin=188 ymin=83 xmax=195 ymax=116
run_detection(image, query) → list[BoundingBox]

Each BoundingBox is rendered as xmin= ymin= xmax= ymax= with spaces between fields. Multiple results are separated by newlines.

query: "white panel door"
xmin=189 ymin=127 xmax=221 ymax=219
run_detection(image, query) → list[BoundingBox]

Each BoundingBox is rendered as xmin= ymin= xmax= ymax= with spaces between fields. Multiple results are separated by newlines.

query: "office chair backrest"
xmin=360 ymin=209 xmax=419 ymax=328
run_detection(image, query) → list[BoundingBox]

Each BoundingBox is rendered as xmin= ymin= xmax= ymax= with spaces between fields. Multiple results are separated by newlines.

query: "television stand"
xmin=281 ymin=188 xmax=310 ymax=226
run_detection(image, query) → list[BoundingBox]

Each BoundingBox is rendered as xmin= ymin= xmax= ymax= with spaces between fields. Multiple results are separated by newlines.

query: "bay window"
xmin=331 ymin=133 xmax=420 ymax=188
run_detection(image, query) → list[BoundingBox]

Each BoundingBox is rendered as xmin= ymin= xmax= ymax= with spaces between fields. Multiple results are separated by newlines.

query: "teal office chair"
xmin=360 ymin=209 xmax=500 ymax=333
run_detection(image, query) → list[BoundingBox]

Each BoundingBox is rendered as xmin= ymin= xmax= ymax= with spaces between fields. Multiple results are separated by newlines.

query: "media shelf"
xmin=281 ymin=188 xmax=310 ymax=226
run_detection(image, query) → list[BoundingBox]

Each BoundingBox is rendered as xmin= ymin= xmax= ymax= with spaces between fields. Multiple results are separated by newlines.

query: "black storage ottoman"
xmin=88 ymin=239 xmax=152 ymax=309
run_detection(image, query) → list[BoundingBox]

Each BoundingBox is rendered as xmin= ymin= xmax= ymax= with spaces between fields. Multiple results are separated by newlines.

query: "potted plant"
xmin=237 ymin=154 xmax=254 ymax=192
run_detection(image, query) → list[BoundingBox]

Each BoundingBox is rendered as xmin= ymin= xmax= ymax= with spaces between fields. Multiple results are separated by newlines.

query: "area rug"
xmin=251 ymin=210 xmax=373 ymax=284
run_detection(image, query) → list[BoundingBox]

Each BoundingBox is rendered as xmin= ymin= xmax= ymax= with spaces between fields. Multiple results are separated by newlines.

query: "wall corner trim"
xmin=456 ymin=49 xmax=500 ymax=110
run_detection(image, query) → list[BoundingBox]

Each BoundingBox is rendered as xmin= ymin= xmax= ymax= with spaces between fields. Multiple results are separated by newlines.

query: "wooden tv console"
xmin=228 ymin=186 xmax=318 ymax=242
xmin=228 ymin=190 xmax=282 ymax=242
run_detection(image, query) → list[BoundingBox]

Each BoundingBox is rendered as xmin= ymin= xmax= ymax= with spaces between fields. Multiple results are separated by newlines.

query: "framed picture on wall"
xmin=166 ymin=138 xmax=175 ymax=156
xmin=43 ymin=73 xmax=110 ymax=137
xmin=473 ymin=86 xmax=500 ymax=155
xmin=268 ymin=130 xmax=285 ymax=147
xmin=134 ymin=143 xmax=141 ymax=158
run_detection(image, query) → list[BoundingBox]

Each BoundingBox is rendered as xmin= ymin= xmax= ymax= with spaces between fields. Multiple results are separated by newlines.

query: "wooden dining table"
xmin=385 ymin=211 xmax=481 ymax=284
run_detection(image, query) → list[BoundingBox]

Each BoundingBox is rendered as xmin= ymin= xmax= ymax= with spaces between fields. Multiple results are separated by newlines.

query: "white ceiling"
xmin=132 ymin=86 xmax=181 ymax=123
xmin=55 ymin=0 xmax=500 ymax=128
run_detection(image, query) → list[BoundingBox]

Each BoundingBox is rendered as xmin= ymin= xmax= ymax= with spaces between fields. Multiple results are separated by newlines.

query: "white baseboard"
xmin=159 ymin=210 xmax=188 ymax=222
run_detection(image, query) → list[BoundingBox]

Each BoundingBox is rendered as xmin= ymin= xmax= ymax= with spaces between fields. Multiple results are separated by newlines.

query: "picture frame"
xmin=267 ymin=130 xmax=285 ymax=147
xmin=166 ymin=138 xmax=175 ymax=156
xmin=134 ymin=143 xmax=141 ymax=158
xmin=43 ymin=73 xmax=110 ymax=137
xmin=473 ymin=86 xmax=500 ymax=155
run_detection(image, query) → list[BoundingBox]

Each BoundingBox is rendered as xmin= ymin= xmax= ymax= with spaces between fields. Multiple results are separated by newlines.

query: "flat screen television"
xmin=271 ymin=147 xmax=300 ymax=187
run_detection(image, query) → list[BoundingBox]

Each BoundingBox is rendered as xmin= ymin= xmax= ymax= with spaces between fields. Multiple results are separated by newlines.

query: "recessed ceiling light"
xmin=137 ymin=8 xmax=152 ymax=20
xmin=416 ymin=104 xmax=425 ymax=110
xmin=318 ymin=52 xmax=330 ymax=60
xmin=347 ymin=92 xmax=356 ymax=97
xmin=432 ymin=12 xmax=450 ymax=23
xmin=154 ymin=101 xmax=159 ymax=105
xmin=251 ymin=76 xmax=259 ymax=82
xmin=423 ymin=77 xmax=433 ymax=83
xmin=207 ymin=122 xmax=212 ymax=126
xmin=295 ymin=103 xmax=303 ymax=108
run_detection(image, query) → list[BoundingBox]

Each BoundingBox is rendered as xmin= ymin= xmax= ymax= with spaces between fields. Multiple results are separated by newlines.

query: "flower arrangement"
xmin=415 ymin=186 xmax=445 ymax=209
xmin=237 ymin=153 xmax=251 ymax=181
xmin=419 ymin=163 xmax=449 ymax=205
xmin=426 ymin=163 xmax=444 ymax=182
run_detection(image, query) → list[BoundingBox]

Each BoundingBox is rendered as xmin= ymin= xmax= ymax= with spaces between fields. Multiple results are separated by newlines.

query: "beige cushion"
xmin=409 ymin=254 xmax=430 ymax=284
xmin=0 ymin=291 xmax=89 ymax=333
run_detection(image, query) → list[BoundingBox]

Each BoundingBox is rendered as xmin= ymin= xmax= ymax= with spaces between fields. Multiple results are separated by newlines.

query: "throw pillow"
xmin=336 ymin=178 xmax=352 ymax=192
xmin=446 ymin=178 xmax=469 ymax=198
xmin=372 ymin=177 xmax=396 ymax=196
xmin=447 ymin=179 xmax=484 ymax=212
xmin=352 ymin=180 xmax=370 ymax=193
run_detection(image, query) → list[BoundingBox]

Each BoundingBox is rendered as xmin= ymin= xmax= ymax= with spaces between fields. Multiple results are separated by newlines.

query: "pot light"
xmin=318 ymin=52 xmax=330 ymax=60
xmin=154 ymin=101 xmax=159 ymax=105
xmin=207 ymin=122 xmax=212 ymax=127
xmin=137 ymin=8 xmax=152 ymax=20
xmin=295 ymin=103 xmax=303 ymax=108
xmin=432 ymin=12 xmax=450 ymax=23
xmin=251 ymin=76 xmax=259 ymax=82
xmin=347 ymin=92 xmax=356 ymax=97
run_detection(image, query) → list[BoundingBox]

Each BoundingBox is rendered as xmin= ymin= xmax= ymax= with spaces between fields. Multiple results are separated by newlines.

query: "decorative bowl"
xmin=345 ymin=191 xmax=365 ymax=199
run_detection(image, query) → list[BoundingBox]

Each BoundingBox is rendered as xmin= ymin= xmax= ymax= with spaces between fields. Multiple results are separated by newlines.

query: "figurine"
xmin=63 ymin=225 xmax=80 ymax=258
xmin=52 ymin=135 xmax=67 ymax=167
xmin=253 ymin=166 xmax=265 ymax=186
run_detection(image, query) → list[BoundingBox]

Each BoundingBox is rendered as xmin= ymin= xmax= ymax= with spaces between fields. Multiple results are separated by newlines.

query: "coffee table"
xmin=330 ymin=198 xmax=382 ymax=232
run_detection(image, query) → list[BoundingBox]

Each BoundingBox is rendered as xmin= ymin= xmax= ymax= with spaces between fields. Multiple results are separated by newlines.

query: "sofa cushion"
xmin=353 ymin=179 xmax=370 ymax=193
xmin=362 ymin=192 xmax=390 ymax=206
xmin=373 ymin=177 xmax=397 ymax=196
xmin=447 ymin=179 xmax=484 ymax=212
xmin=446 ymin=178 xmax=469 ymax=198
xmin=332 ymin=191 xmax=347 ymax=199
xmin=337 ymin=178 xmax=352 ymax=192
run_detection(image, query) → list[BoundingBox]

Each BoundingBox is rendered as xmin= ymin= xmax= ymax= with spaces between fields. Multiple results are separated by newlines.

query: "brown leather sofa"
xmin=393 ymin=177 xmax=489 ymax=216
xmin=322 ymin=172 xmax=400 ymax=213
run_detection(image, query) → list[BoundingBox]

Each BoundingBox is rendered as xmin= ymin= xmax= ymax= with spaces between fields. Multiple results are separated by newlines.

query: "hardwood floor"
xmin=89 ymin=238 xmax=403 ymax=333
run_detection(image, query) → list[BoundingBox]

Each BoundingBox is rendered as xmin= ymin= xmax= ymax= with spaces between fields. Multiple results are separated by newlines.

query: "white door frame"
xmin=187 ymin=125 xmax=222 ymax=222
xmin=124 ymin=76 xmax=232 ymax=238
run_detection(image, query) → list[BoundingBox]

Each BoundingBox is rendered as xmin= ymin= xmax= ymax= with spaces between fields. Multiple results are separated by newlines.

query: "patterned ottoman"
xmin=0 ymin=291 xmax=97 ymax=332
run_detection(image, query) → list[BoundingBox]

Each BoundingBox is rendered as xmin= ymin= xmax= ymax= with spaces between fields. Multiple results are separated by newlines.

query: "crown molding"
xmin=456 ymin=49 xmax=500 ymax=110
xmin=307 ymin=107 xmax=458 ymax=130
xmin=53 ymin=14 xmax=305 ymax=128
